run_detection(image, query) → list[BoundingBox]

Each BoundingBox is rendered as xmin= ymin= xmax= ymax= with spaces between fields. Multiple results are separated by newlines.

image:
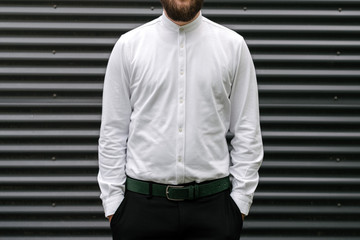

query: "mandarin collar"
xmin=161 ymin=11 xmax=203 ymax=32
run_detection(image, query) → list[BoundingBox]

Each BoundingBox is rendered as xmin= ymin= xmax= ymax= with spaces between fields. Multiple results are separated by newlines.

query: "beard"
xmin=160 ymin=0 xmax=204 ymax=22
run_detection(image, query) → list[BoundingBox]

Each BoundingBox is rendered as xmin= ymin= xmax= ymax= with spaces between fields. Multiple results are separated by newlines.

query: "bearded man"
xmin=98 ymin=0 xmax=263 ymax=239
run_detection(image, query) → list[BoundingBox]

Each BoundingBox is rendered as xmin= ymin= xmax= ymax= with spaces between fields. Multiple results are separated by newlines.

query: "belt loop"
xmin=147 ymin=182 xmax=153 ymax=199
xmin=194 ymin=184 xmax=200 ymax=199
xmin=188 ymin=185 xmax=194 ymax=200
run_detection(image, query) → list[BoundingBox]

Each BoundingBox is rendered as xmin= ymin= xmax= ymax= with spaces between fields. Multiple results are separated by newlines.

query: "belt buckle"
xmin=166 ymin=185 xmax=185 ymax=201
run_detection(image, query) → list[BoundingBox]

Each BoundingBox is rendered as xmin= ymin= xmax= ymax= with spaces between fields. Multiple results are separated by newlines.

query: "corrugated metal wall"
xmin=0 ymin=0 xmax=359 ymax=239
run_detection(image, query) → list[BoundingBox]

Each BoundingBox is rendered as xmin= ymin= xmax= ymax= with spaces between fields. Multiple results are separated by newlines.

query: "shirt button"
xmin=180 ymin=98 xmax=184 ymax=104
xmin=178 ymin=156 xmax=182 ymax=162
xmin=179 ymin=128 xmax=183 ymax=132
xmin=180 ymin=43 xmax=184 ymax=48
xmin=180 ymin=70 xmax=184 ymax=75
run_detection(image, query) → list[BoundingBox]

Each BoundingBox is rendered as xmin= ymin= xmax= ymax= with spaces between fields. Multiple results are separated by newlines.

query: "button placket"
xmin=176 ymin=28 xmax=186 ymax=183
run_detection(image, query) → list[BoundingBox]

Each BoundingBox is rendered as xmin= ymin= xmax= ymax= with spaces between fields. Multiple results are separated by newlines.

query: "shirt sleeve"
xmin=97 ymin=37 xmax=131 ymax=218
xmin=229 ymin=37 xmax=264 ymax=216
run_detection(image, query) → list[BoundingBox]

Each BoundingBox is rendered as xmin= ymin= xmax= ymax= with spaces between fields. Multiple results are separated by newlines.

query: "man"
xmin=98 ymin=0 xmax=263 ymax=239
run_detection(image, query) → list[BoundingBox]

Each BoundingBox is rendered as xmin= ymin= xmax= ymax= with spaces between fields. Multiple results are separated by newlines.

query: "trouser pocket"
xmin=226 ymin=193 xmax=243 ymax=238
xmin=110 ymin=194 xmax=128 ymax=229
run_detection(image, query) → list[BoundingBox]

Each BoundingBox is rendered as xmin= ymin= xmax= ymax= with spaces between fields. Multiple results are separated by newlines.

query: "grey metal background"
xmin=0 ymin=0 xmax=359 ymax=239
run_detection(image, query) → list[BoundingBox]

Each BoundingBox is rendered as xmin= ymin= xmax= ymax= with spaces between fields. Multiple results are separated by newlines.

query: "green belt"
xmin=126 ymin=176 xmax=231 ymax=201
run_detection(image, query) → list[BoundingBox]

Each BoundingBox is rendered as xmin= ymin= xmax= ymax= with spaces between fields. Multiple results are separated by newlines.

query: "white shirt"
xmin=98 ymin=12 xmax=263 ymax=218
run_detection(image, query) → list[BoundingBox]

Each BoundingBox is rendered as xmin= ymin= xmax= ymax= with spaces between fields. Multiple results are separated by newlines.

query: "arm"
xmin=229 ymin=37 xmax=264 ymax=216
xmin=98 ymin=37 xmax=131 ymax=218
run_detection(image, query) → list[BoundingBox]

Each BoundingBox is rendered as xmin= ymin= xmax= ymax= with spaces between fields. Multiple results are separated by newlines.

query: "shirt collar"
xmin=161 ymin=11 xmax=203 ymax=32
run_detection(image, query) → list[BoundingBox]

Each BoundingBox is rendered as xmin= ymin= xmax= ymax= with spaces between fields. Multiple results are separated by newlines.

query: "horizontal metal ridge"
xmin=2 ymin=115 xmax=359 ymax=124
xmin=0 ymin=52 xmax=110 ymax=61
xmin=261 ymin=116 xmax=360 ymax=124
xmin=0 ymin=191 xmax=99 ymax=200
xmin=0 ymin=67 xmax=104 ymax=76
xmin=262 ymin=131 xmax=360 ymax=139
xmin=259 ymin=84 xmax=360 ymax=93
xmin=0 ymin=130 xmax=99 ymax=138
xmin=248 ymin=39 xmax=360 ymax=48
xmin=225 ymin=24 xmax=360 ymax=32
xmin=3 ymin=130 xmax=360 ymax=139
xmin=205 ymin=9 xmax=360 ymax=18
xmin=2 ymin=159 xmax=358 ymax=170
xmin=2 ymin=82 xmax=360 ymax=93
xmin=0 ymin=82 xmax=102 ymax=92
xmin=244 ymin=221 xmax=360 ymax=229
xmin=260 ymin=177 xmax=360 ymax=185
xmin=264 ymin=146 xmax=360 ymax=154
xmin=0 ymin=22 xmax=139 ymax=31
xmin=0 ymin=101 xmax=358 ymax=109
xmin=0 ymin=7 xmax=359 ymax=18
xmin=257 ymin=69 xmax=360 ymax=77
xmin=1 ymin=38 xmax=359 ymax=48
xmin=0 ymin=176 xmax=96 ymax=185
xmin=0 ymin=220 xmax=358 ymax=230
xmin=2 ymin=52 xmax=359 ymax=63
xmin=2 ymin=22 xmax=360 ymax=33
xmin=0 ymin=144 xmax=97 ymax=153
xmin=4 ymin=191 xmax=358 ymax=201
xmin=2 ymin=0 xmax=360 ymax=4
xmin=0 ymin=160 xmax=98 ymax=168
xmin=260 ymin=103 xmax=360 ymax=110
xmin=255 ymin=192 xmax=360 ymax=200
xmin=0 ymin=98 xmax=101 ymax=107
xmin=1 ymin=205 xmax=359 ymax=215
xmin=3 ymin=191 xmax=357 ymax=201
xmin=0 ymin=221 xmax=108 ymax=229
xmin=262 ymin=161 xmax=360 ymax=169
xmin=1 ymin=68 xmax=360 ymax=78
xmin=0 ymin=206 xmax=103 ymax=214
xmin=1 ymin=238 xmax=359 ymax=240
xmin=4 ymin=159 xmax=358 ymax=170
xmin=203 ymin=0 xmax=360 ymax=2
xmin=253 ymin=54 xmax=360 ymax=62
xmin=0 ymin=114 xmax=100 ymax=122
xmin=250 ymin=206 xmax=360 ymax=215
xmin=0 ymin=37 xmax=115 ymax=46
xmin=242 ymin=238 xmax=360 ymax=240
xmin=1 ymin=238 xmax=110 ymax=240
xmin=1 ymin=176 xmax=359 ymax=185
xmin=0 ymin=7 xmax=161 ymax=16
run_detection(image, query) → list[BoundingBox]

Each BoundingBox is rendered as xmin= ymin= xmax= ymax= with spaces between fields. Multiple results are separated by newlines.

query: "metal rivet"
xmin=52 ymin=203 xmax=56 ymax=207
xmin=53 ymin=5 xmax=57 ymax=9
xmin=336 ymin=51 xmax=341 ymax=55
xmin=53 ymin=93 xmax=57 ymax=98
xmin=52 ymin=50 xmax=56 ymax=55
xmin=334 ymin=96 xmax=338 ymax=101
xmin=150 ymin=6 xmax=155 ymax=11
xmin=338 ymin=8 xmax=342 ymax=12
xmin=52 ymin=156 xmax=56 ymax=161
xmin=243 ymin=7 xmax=247 ymax=11
xmin=337 ymin=203 xmax=341 ymax=207
xmin=336 ymin=158 xmax=341 ymax=162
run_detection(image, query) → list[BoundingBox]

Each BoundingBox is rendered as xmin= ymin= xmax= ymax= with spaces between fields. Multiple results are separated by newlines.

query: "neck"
xmin=164 ymin=10 xmax=200 ymax=26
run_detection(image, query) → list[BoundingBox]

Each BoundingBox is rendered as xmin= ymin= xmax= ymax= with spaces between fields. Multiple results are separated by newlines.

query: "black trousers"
xmin=110 ymin=189 xmax=243 ymax=240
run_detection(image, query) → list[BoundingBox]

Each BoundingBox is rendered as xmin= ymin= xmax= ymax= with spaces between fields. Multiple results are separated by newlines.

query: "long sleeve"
xmin=97 ymin=37 xmax=131 ymax=218
xmin=229 ymin=37 xmax=264 ymax=216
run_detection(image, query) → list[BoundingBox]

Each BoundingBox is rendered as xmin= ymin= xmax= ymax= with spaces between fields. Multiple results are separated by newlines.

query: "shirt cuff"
xmin=103 ymin=194 xmax=124 ymax=218
xmin=230 ymin=191 xmax=252 ymax=216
